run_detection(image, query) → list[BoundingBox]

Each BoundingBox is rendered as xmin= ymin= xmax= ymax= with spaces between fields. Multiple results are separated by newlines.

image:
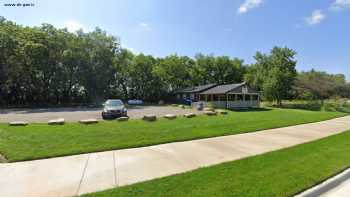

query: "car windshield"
xmin=105 ymin=100 xmax=123 ymax=107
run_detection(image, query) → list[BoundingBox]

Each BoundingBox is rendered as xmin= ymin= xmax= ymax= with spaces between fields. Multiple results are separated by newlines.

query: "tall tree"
xmin=194 ymin=54 xmax=245 ymax=85
xmin=154 ymin=54 xmax=194 ymax=91
xmin=294 ymin=70 xmax=348 ymax=100
xmin=128 ymin=54 xmax=164 ymax=101
xmin=245 ymin=47 xmax=297 ymax=105
xmin=114 ymin=48 xmax=134 ymax=99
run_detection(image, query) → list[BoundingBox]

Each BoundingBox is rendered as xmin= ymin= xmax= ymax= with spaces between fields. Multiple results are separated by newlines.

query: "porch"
xmin=197 ymin=93 xmax=260 ymax=109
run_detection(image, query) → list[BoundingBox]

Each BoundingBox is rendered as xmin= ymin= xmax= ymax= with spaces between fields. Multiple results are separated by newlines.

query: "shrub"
xmin=264 ymin=99 xmax=350 ymax=113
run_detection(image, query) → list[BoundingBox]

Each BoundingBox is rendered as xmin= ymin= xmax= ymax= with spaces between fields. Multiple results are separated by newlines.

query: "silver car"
xmin=102 ymin=99 xmax=127 ymax=119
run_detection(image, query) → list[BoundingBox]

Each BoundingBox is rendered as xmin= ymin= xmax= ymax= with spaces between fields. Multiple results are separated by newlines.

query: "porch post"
xmin=250 ymin=94 xmax=253 ymax=107
xmin=226 ymin=94 xmax=228 ymax=109
xmin=243 ymin=93 xmax=246 ymax=108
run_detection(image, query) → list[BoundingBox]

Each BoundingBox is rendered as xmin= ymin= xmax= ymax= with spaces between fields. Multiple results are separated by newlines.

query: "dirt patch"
xmin=0 ymin=154 xmax=8 ymax=163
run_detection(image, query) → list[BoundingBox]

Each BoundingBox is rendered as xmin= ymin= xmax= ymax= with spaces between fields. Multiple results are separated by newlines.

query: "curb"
xmin=295 ymin=168 xmax=350 ymax=197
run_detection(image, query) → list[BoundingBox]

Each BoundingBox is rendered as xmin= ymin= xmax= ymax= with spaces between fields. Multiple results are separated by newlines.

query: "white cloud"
xmin=237 ymin=0 xmax=263 ymax=14
xmin=331 ymin=0 xmax=350 ymax=10
xmin=139 ymin=22 xmax=151 ymax=31
xmin=305 ymin=10 xmax=326 ymax=25
xmin=64 ymin=20 xmax=84 ymax=32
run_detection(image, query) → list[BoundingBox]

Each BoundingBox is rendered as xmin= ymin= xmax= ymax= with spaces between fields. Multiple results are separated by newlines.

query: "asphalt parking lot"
xmin=0 ymin=106 xmax=202 ymax=123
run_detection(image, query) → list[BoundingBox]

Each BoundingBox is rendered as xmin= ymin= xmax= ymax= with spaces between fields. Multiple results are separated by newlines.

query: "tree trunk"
xmin=277 ymin=99 xmax=283 ymax=107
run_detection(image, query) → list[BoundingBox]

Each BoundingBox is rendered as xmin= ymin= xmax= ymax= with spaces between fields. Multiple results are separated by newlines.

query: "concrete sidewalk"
xmin=1 ymin=116 xmax=350 ymax=197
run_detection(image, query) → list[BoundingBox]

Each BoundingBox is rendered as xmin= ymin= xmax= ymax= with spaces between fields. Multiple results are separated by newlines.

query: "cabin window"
xmin=219 ymin=95 xmax=226 ymax=101
xmin=242 ymin=86 xmax=248 ymax=94
xmin=228 ymin=94 xmax=235 ymax=101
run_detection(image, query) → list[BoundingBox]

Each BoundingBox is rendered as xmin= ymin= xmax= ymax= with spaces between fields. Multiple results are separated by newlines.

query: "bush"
xmin=336 ymin=99 xmax=350 ymax=113
xmin=264 ymin=99 xmax=350 ymax=113
xmin=265 ymin=100 xmax=322 ymax=111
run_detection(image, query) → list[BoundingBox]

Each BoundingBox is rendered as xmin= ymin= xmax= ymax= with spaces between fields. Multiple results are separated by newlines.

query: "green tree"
xmin=128 ymin=54 xmax=164 ymax=101
xmin=114 ymin=48 xmax=134 ymax=99
xmin=154 ymin=54 xmax=194 ymax=91
xmin=245 ymin=47 xmax=297 ymax=105
xmin=294 ymin=70 xmax=348 ymax=100
xmin=194 ymin=54 xmax=245 ymax=85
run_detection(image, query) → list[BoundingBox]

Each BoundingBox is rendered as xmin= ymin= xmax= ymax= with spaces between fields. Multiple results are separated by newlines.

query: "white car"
xmin=128 ymin=99 xmax=144 ymax=105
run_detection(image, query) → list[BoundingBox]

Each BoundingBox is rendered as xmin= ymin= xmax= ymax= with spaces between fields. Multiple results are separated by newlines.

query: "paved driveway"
xmin=0 ymin=106 xmax=201 ymax=123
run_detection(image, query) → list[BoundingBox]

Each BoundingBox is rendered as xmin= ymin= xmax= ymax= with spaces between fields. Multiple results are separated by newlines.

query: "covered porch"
xmin=199 ymin=93 xmax=260 ymax=109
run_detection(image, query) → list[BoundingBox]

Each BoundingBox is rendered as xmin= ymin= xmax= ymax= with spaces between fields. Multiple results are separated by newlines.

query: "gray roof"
xmin=200 ymin=83 xmax=245 ymax=94
xmin=174 ymin=84 xmax=216 ymax=94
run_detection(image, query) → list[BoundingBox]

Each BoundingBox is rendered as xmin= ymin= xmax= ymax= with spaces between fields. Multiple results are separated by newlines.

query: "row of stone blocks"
xmin=203 ymin=110 xmax=228 ymax=116
xmin=8 ymin=116 xmax=134 ymax=126
xmin=8 ymin=110 xmax=227 ymax=126
xmin=142 ymin=113 xmax=197 ymax=122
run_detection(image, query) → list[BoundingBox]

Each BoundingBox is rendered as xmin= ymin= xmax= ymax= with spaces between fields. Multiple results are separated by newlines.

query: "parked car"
xmin=128 ymin=99 xmax=144 ymax=105
xmin=184 ymin=99 xmax=192 ymax=105
xmin=102 ymin=99 xmax=127 ymax=119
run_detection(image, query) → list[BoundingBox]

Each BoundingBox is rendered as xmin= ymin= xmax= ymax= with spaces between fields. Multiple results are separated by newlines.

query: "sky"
xmin=1 ymin=0 xmax=350 ymax=80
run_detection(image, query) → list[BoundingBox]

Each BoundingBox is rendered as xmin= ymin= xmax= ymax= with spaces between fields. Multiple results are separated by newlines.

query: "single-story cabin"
xmin=173 ymin=84 xmax=216 ymax=102
xmin=197 ymin=82 xmax=260 ymax=109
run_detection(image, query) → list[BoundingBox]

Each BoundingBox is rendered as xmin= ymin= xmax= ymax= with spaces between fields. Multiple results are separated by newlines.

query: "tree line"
xmin=0 ymin=17 xmax=349 ymax=107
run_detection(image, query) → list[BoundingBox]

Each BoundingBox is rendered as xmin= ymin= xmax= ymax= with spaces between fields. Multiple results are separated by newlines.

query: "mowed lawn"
xmin=0 ymin=108 xmax=346 ymax=162
xmin=83 ymin=130 xmax=350 ymax=197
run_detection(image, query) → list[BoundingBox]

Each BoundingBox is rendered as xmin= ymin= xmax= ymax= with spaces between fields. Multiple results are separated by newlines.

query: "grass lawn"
xmin=83 ymin=130 xmax=350 ymax=197
xmin=0 ymin=108 xmax=346 ymax=162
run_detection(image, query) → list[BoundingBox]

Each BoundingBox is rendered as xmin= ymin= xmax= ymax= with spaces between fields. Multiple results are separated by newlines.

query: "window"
xmin=105 ymin=100 xmax=123 ymax=107
xmin=228 ymin=95 xmax=235 ymax=101
xmin=242 ymin=86 xmax=248 ymax=94
xmin=219 ymin=95 xmax=226 ymax=101
xmin=190 ymin=94 xmax=194 ymax=100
